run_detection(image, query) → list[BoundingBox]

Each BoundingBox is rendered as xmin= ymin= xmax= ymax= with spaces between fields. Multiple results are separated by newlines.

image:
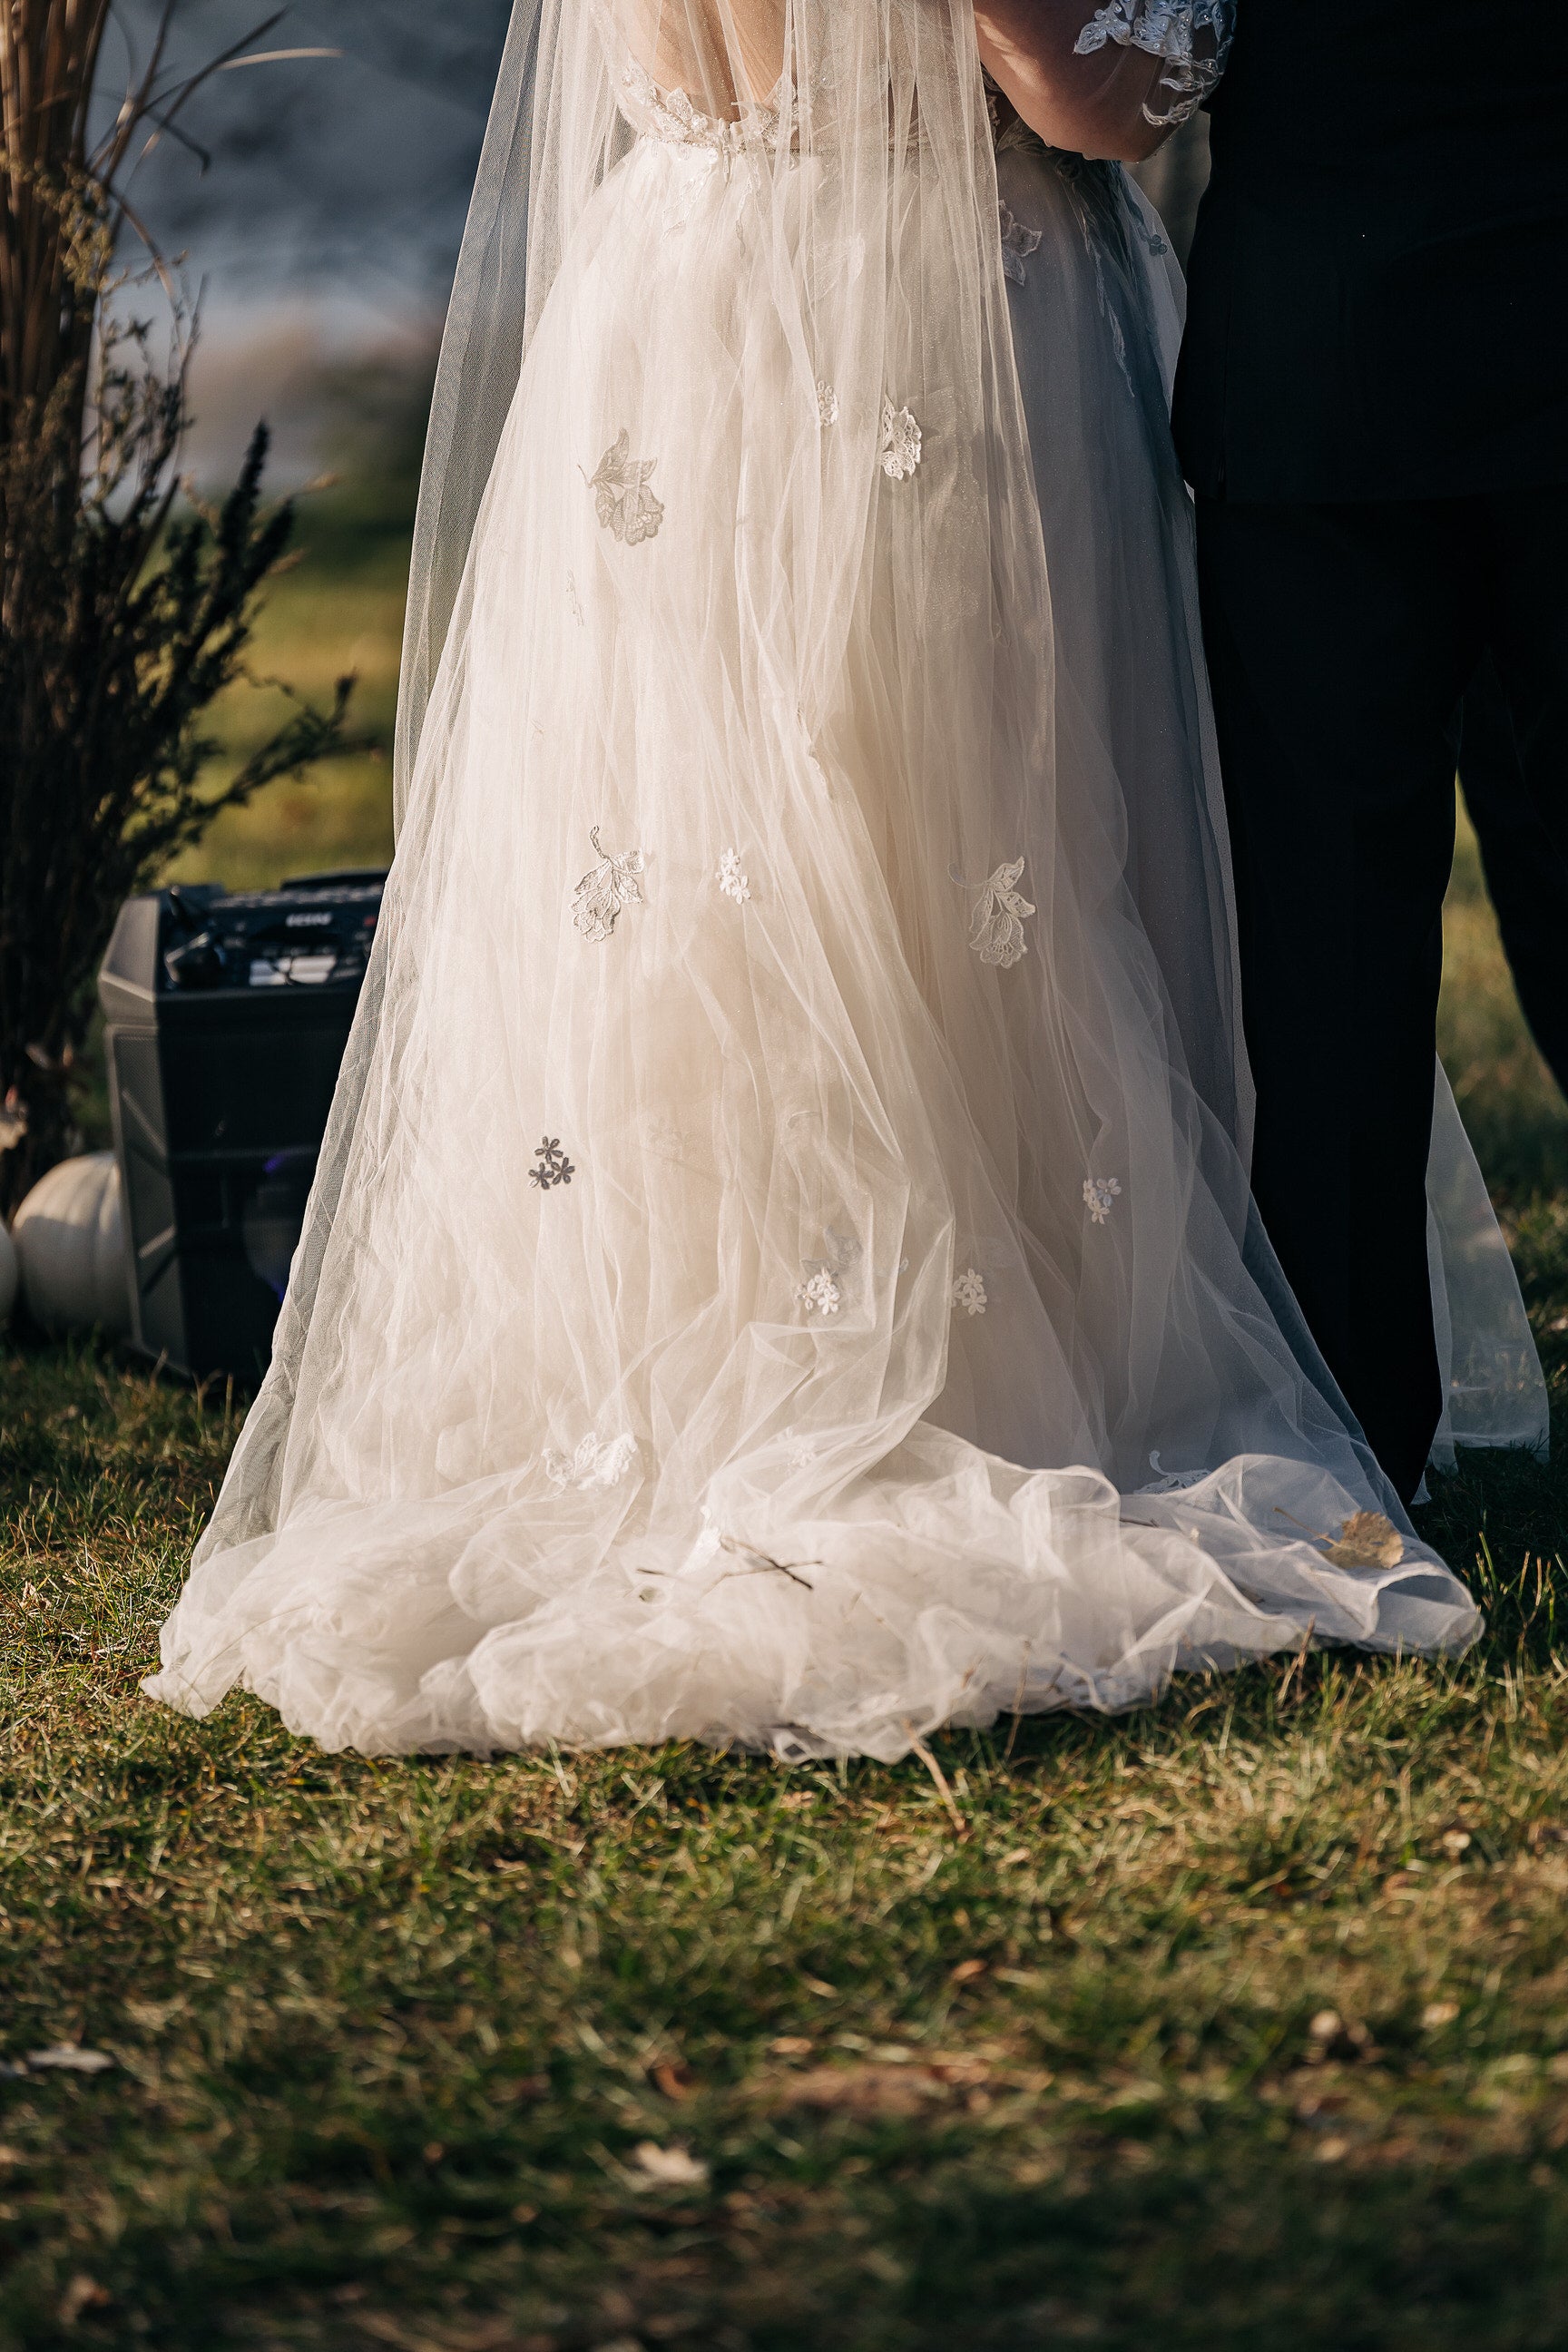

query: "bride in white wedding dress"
xmin=146 ymin=0 xmax=1544 ymax=1760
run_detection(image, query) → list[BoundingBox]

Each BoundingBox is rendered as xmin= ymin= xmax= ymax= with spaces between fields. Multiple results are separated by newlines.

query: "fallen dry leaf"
xmin=929 ymin=2053 xmax=1000 ymax=2088
xmin=769 ymin=2035 xmax=814 ymax=2057
xmin=1294 ymin=2089 xmax=1349 ymax=2121
xmin=29 ymin=2046 xmax=113 ymax=2075
xmin=1422 ymin=2001 xmax=1460 ymax=2030
xmin=652 ymin=2060 xmax=693 ymax=2102
xmin=57 ymin=2277 xmax=109 ymax=2325
xmin=1323 ymin=1512 xmax=1406 ymax=1570
xmin=1308 ymin=2010 xmax=1343 ymax=2044
xmin=628 ymin=2141 xmax=709 ymax=2190
xmin=1279 ymin=1507 xmax=1406 ymax=1571
xmin=1441 ymin=1829 xmax=1474 ymax=1859
xmin=949 ymin=1957 xmax=988 ymax=1984
xmin=768 ymin=2063 xmax=942 ymax=2120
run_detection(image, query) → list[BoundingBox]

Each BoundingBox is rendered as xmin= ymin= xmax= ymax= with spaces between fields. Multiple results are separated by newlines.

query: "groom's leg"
xmin=1195 ymin=495 xmax=1483 ymax=1503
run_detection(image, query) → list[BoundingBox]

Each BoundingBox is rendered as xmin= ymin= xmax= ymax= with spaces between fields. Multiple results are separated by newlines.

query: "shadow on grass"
xmin=5 ymin=2118 xmax=1564 ymax=2351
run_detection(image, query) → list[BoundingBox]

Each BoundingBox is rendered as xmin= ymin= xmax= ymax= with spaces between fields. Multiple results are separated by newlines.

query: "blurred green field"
xmin=164 ymin=487 xmax=405 ymax=896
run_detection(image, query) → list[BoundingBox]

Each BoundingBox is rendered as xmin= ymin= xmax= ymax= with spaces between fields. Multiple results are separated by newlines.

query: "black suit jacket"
xmin=1173 ymin=2 xmax=1568 ymax=501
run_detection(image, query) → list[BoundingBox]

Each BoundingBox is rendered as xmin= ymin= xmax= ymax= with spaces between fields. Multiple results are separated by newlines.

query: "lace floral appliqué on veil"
xmin=1083 ymin=1176 xmax=1123 ymax=1225
xmin=951 ymin=858 xmax=1036 ymax=968
xmin=544 ymin=1432 xmax=637 ymax=1493
xmin=586 ymin=430 xmax=664 ymax=545
xmin=797 ymin=1230 xmax=861 ymax=1320
xmin=999 ymin=201 xmax=1044 ymax=286
xmin=530 ymin=1138 xmax=575 ymax=1191
xmin=616 ymin=58 xmax=796 ymax=165
xmin=573 ymin=828 xmax=645 ymax=942
xmin=951 ymin=1269 xmax=988 ymax=1318
xmin=879 ymin=399 xmax=923 ymax=482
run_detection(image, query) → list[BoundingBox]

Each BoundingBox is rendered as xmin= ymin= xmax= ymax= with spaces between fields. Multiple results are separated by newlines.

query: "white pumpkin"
xmin=0 ymin=1216 xmax=16 ymax=1326
xmin=12 ymin=1152 xmax=132 ymax=1339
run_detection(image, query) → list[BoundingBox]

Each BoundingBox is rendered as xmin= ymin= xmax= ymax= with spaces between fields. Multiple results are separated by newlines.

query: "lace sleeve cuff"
xmin=1074 ymin=1 xmax=1235 ymax=129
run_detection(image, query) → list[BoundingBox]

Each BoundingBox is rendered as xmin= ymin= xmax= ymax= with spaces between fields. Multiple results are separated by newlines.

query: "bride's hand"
xmin=974 ymin=3 xmax=1181 ymax=162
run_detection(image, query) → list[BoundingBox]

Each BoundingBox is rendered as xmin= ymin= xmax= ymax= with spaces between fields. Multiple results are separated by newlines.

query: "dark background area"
xmin=106 ymin=2 xmax=512 ymax=480
xmin=116 ymin=0 xmax=511 ymax=301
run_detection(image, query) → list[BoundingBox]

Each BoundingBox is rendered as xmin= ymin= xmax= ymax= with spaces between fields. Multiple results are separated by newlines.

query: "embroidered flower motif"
xmin=691 ymin=1509 xmax=723 ymax=1564
xmin=796 ymin=1269 xmax=842 ymax=1318
xmin=573 ymin=826 xmax=646 ymax=944
xmin=796 ymin=1230 xmax=859 ymax=1320
xmin=879 ymin=397 xmax=923 ymax=482
xmin=717 ymin=848 xmax=750 ymax=904
xmin=1083 ymin=1175 xmax=1122 ymax=1225
xmin=544 ymin=1431 xmax=637 ymax=1493
xmin=998 ymin=201 xmax=1044 ymax=285
xmin=531 ymin=1137 xmax=576 ymax=1191
xmin=642 ymin=1112 xmax=687 ymax=1160
xmin=585 ymin=429 xmax=664 ymax=545
xmin=816 ymin=379 xmax=840 ymax=427
xmin=951 ymin=858 xmax=1036 ymax=968
xmin=783 ymin=1426 xmax=818 ymax=1470
xmin=950 ymin=1268 xmax=988 ymax=1318
xmin=619 ymin=59 xmax=796 ymax=162
xmin=1143 ymin=1451 xmax=1209 ymax=1494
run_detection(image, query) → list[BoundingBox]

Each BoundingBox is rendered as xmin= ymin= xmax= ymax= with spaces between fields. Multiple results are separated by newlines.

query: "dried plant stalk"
xmin=0 ymin=3 xmax=362 ymax=1209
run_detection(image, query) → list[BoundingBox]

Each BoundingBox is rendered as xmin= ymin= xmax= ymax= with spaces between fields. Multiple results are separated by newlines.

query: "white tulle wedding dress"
xmin=146 ymin=0 xmax=1543 ymax=1761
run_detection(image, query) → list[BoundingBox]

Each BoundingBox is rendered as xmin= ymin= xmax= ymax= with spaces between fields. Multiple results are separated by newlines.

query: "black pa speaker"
xmin=98 ymin=870 xmax=386 ymax=1385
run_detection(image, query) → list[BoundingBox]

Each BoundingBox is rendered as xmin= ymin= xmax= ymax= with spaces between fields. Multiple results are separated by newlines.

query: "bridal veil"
xmin=148 ymin=1 xmax=1507 ymax=1759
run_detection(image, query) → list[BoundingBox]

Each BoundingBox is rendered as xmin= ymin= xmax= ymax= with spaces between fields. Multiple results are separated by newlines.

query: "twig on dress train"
xmin=906 ymin=1726 xmax=967 ymax=1838
xmin=717 ymin=1534 xmax=819 ymax=1591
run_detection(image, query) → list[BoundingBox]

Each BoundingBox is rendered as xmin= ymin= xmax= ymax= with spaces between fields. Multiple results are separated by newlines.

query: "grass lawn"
xmin=4 ymin=532 xmax=1568 ymax=2348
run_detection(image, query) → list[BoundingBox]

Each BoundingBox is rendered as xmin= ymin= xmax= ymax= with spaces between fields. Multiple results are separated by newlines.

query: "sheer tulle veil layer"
xmin=148 ymin=0 xmax=1504 ymax=1760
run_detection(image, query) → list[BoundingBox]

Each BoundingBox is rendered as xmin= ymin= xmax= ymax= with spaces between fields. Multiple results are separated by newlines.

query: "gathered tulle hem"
xmin=144 ymin=1441 xmax=1479 ymax=1764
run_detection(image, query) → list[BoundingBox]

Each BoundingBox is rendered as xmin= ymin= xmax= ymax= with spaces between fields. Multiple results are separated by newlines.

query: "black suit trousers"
xmin=1195 ymin=488 xmax=1568 ymax=1501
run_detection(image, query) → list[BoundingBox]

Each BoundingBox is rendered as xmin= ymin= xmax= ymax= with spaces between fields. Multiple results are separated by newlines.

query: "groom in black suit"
xmin=1176 ymin=3 xmax=1568 ymax=1501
